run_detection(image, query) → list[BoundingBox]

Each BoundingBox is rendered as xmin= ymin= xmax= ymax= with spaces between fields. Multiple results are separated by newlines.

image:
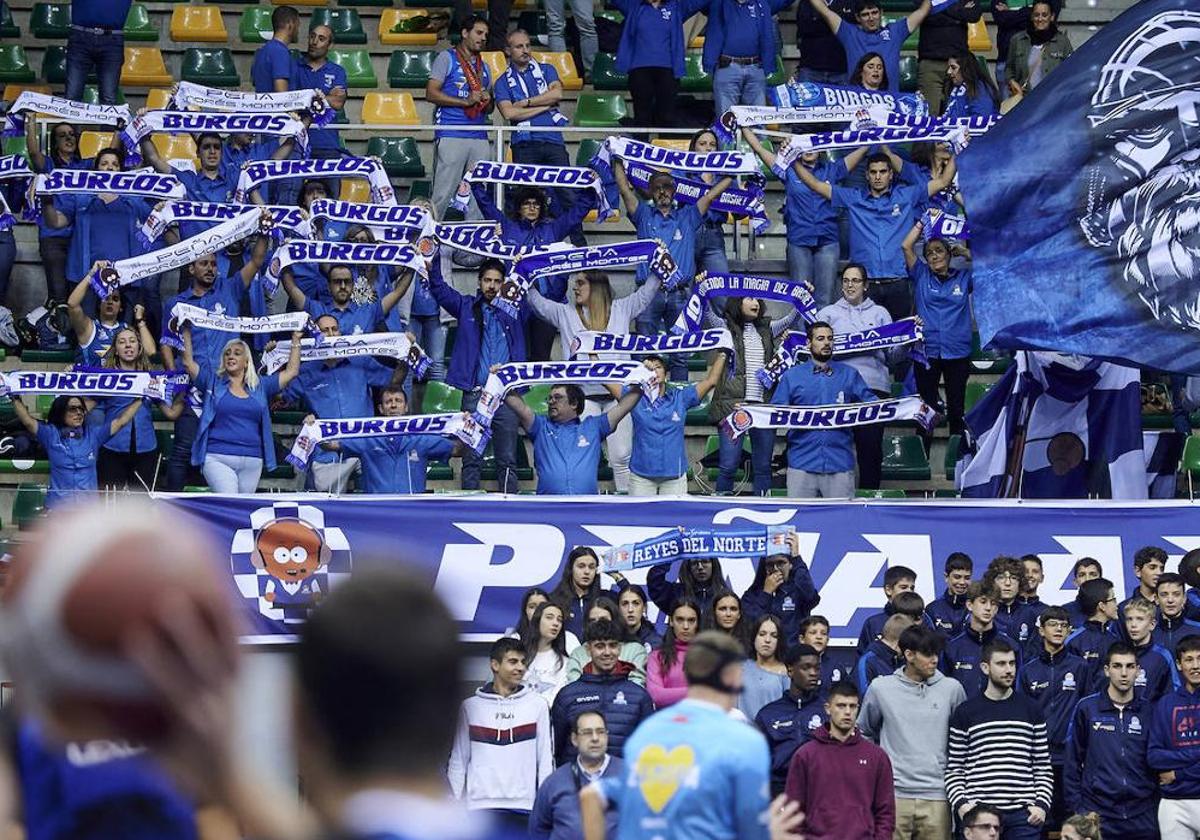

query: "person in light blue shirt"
xmin=608 ymin=352 xmax=726 ymax=495
xmin=250 ymin=7 xmax=299 ymax=93
xmin=9 ymin=393 xmax=143 ymax=508
xmin=902 ymin=218 xmax=973 ymax=442
xmin=581 ymin=630 xmax=772 ymax=839
xmin=282 ymin=263 xmax=410 ymax=338
xmin=774 ymin=320 xmax=877 ymax=498
xmin=806 ymin=0 xmax=932 ymax=89
xmin=504 ymin=382 xmax=641 ymax=495
xmin=796 ymin=149 xmax=956 ymax=322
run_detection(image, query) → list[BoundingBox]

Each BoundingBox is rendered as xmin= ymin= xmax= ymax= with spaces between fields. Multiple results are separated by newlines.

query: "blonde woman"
xmin=525 ymin=270 xmax=660 ymax=492
xmin=181 ymin=326 xmax=302 ymax=493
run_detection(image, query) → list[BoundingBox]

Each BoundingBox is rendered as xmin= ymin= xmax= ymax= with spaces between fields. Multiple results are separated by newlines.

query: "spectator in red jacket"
xmin=784 ymin=680 xmax=896 ymax=840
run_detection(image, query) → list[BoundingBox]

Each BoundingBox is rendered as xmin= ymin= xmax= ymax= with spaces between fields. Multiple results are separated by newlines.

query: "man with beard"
xmin=773 ymin=320 xmax=877 ymax=498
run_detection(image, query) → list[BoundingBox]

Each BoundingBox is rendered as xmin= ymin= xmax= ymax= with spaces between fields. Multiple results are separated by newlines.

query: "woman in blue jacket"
xmin=182 ymin=325 xmax=302 ymax=494
xmin=611 ymin=0 xmax=711 ymax=129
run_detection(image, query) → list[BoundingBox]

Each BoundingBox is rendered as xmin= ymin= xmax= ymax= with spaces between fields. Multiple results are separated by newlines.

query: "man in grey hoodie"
xmin=858 ymin=623 xmax=966 ymax=840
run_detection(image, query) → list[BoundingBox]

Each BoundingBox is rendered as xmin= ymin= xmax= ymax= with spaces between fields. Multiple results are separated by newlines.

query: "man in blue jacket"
xmin=1064 ymin=642 xmax=1159 ymax=839
xmin=755 ymin=643 xmax=827 ymax=796
xmin=550 ymin=619 xmax=653 ymax=763
xmin=1155 ymin=573 xmax=1200 ymax=652
xmin=703 ymin=0 xmax=794 ymax=116
xmin=856 ymin=614 xmax=913 ymax=694
xmin=1149 ymin=635 xmax=1200 ymax=837
xmin=530 ymin=710 xmax=623 ymax=839
xmin=927 ymin=552 xmax=973 ymax=636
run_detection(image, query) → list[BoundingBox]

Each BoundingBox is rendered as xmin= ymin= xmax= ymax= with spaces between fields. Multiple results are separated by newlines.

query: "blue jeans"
xmin=787 ymin=241 xmax=839 ymax=309
xmin=717 ymin=426 xmax=775 ymax=494
xmin=166 ymin=410 xmax=200 ymax=492
xmin=713 ymin=63 xmax=767 ymax=118
xmin=545 ymin=0 xmax=597 ymax=73
xmin=461 ymin=391 xmax=520 ymax=492
xmin=65 ymin=29 xmax=123 ymax=105
xmin=695 ymin=225 xmax=729 ymax=277
xmin=793 ymin=68 xmax=845 ymax=85
xmin=0 ymin=229 xmax=15 ymax=307
xmin=634 ymin=286 xmax=690 ymax=381
xmin=409 ymin=315 xmax=448 ymax=382
xmin=203 ymin=453 xmax=264 ymax=494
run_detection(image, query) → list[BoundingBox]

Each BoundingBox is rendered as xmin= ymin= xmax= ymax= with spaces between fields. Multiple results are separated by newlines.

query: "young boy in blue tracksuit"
xmin=1149 ymin=636 xmax=1200 ymax=836
xmin=1123 ymin=596 xmax=1180 ymax=703
xmin=926 ymin=552 xmax=973 ymax=637
xmin=1065 ymin=577 xmax=1121 ymax=694
xmin=941 ymin=581 xmax=1020 ymax=700
xmin=1155 ymin=572 xmax=1200 ymax=652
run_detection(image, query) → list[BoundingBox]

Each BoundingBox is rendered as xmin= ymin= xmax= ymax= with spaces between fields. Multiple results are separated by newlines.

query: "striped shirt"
xmin=743 ymin=325 xmax=765 ymax=402
xmin=944 ymin=691 xmax=1054 ymax=813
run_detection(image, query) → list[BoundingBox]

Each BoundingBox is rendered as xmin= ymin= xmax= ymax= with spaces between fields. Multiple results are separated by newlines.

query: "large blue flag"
xmin=958 ymin=0 xmax=1200 ymax=374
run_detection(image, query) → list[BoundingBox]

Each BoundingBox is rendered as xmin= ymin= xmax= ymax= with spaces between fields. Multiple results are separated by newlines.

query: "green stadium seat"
xmin=1184 ymin=435 xmax=1200 ymax=498
xmin=156 ymin=428 xmax=174 ymax=454
xmin=20 ymin=348 xmax=74 ymax=364
xmin=310 ymin=8 xmax=367 ymax=44
xmin=0 ymin=460 xmax=50 ymax=474
xmin=687 ymin=355 xmax=707 ymax=373
xmin=387 ymin=49 xmax=435 ymax=88
xmin=765 ymin=55 xmax=786 ymax=87
xmin=30 ymin=2 xmax=69 ymax=39
xmin=13 ymin=484 xmax=46 ymax=530
xmin=524 ymin=384 xmax=553 ymax=416
xmin=575 ymin=138 xmax=603 ymax=166
xmin=421 ymin=380 xmax=461 ymax=414
xmin=407 ymin=180 xmax=432 ymax=201
xmin=969 ymin=332 xmax=1012 ymax=374
xmin=944 ymin=433 xmax=961 ymax=481
xmin=880 ymin=0 xmax=911 ymax=10
xmin=183 ymin=485 xmax=212 ymax=493
xmin=181 ymin=48 xmax=240 ymax=87
xmin=572 ymin=94 xmax=627 ymax=128
xmin=881 ymin=434 xmax=930 ymax=481
xmin=685 ymin=400 xmax=710 ymax=426
xmin=680 ymin=52 xmax=711 ymax=93
xmin=367 ymin=136 xmax=426 ymax=178
xmin=2 ymin=136 xmax=27 ymax=159
xmin=899 ymin=56 xmax=918 ymax=93
xmin=41 ymin=46 xmax=71 ymax=85
xmin=591 ymin=53 xmax=627 ymax=91
xmin=856 ymin=488 xmax=907 ymax=498
xmin=329 ymin=48 xmax=377 ymax=88
xmin=82 ymin=85 xmax=126 ymax=105
xmin=239 ymin=7 xmax=273 ymax=43
xmin=427 ymin=461 xmax=454 ymax=481
xmin=124 ymin=4 xmax=159 ymax=42
xmin=595 ymin=8 xmax=623 ymax=24
xmin=964 ymin=381 xmax=990 ymax=414
xmin=0 ymin=46 xmax=36 ymax=84
xmin=932 ymin=488 xmax=960 ymax=498
xmin=0 ymin=2 xmax=17 ymax=38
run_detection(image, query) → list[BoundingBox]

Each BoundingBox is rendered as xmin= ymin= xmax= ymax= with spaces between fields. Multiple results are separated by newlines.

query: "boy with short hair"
xmin=1122 ymin=596 xmax=1180 ymax=703
xmin=856 ymin=614 xmax=918 ymax=694
xmin=1065 ymin=577 xmax=1121 ymax=692
xmin=941 ymin=582 xmax=1019 ymax=699
xmin=1118 ymin=546 xmax=1167 ymax=639
xmin=800 ymin=615 xmax=848 ymax=692
xmin=1148 ymin=636 xmax=1200 ymax=837
xmin=1064 ymin=558 xmax=1103 ymax=628
xmin=1154 ymin=572 xmax=1200 ymax=651
xmin=927 ymin=552 xmax=973 ymax=637
xmin=857 ymin=567 xmax=921 ymax=654
xmin=1018 ymin=554 xmax=1049 ymax=636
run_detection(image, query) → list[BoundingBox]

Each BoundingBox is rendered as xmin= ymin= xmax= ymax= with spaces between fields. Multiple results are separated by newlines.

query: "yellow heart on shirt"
xmin=634 ymin=744 xmax=696 ymax=813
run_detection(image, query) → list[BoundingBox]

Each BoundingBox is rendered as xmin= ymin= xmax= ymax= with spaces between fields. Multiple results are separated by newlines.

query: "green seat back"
xmin=899 ymin=55 xmax=918 ymax=93
xmin=591 ymin=52 xmax=627 ymax=91
xmin=0 ymin=46 xmax=36 ymax=83
xmin=680 ymin=52 xmax=711 ymax=93
xmin=420 ymin=380 xmax=461 ymax=415
xmin=181 ymin=48 xmax=241 ymax=87
xmin=387 ymin=49 xmax=435 ymax=88
xmin=310 ymin=8 xmax=367 ymax=44
xmin=880 ymin=434 xmax=931 ymax=481
xmin=124 ymin=4 xmax=158 ymax=41
xmin=329 ymin=48 xmax=377 ymax=88
xmin=572 ymin=94 xmax=628 ymax=128
xmin=30 ymin=2 xmax=70 ymax=39
xmin=239 ymin=6 xmax=273 ymax=43
xmin=367 ymin=136 xmax=426 ymax=178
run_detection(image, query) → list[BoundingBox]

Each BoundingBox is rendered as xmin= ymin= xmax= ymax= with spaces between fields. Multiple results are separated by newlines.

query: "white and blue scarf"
xmin=120 ymin=111 xmax=308 ymax=165
xmin=769 ymin=81 xmax=928 ymax=118
xmin=614 ymin=158 xmax=770 ymax=235
xmin=720 ymin=396 xmax=937 ymax=439
xmin=923 ymin=207 xmax=969 ymax=242
xmin=449 ymin=160 xmax=611 ymax=220
xmin=234 ymin=158 xmax=395 ymax=205
xmin=307 ymin=199 xmax=435 ymax=240
xmin=0 ymin=368 xmax=187 ymax=402
xmin=883 ymin=111 xmax=998 ymax=135
xmin=139 ymin=200 xmax=311 ymax=248
xmin=0 ymin=155 xmax=32 ymax=231
xmin=28 ymin=169 xmax=186 ymax=216
xmin=432 ymin=221 xmax=572 ymax=262
xmin=785 ymin=122 xmax=970 ymax=155
xmin=261 ymin=333 xmax=431 ymax=379
xmin=475 ymin=360 xmax=659 ymax=426
xmin=86 ymin=208 xmax=268 ymax=297
xmin=570 ymin=328 xmax=734 ymax=359
xmin=2 ymin=92 xmax=131 ymax=138
xmin=161 ymin=304 xmax=318 ymax=351
xmin=606 ymin=525 xmax=796 ymax=572
xmin=714 ymin=103 xmax=888 ymax=144
xmin=597 ymin=136 xmax=761 ymax=176
xmin=502 ymin=60 xmax=570 ymax=129
xmin=756 ymin=318 xmax=926 ymax=390
xmin=263 ymin=239 xmax=427 ymax=296
xmin=288 ymin=412 xmax=489 ymax=469
xmin=672 ymin=272 xmax=818 ymax=334
xmin=170 ymin=81 xmax=335 ymax=126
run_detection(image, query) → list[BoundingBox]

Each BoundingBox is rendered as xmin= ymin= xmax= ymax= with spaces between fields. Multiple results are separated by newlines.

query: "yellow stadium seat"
xmin=169 ymin=6 xmax=228 ymax=43
xmin=121 ymin=47 xmax=172 ymax=86
xmin=339 ymin=179 xmax=371 ymax=202
xmin=3 ymin=82 xmax=50 ymax=103
xmin=145 ymin=88 xmax=172 ymax=110
xmin=361 ymin=92 xmax=419 ymax=125
xmin=651 ymin=138 xmax=690 ymax=151
xmin=531 ymin=51 xmax=582 ymax=91
xmin=152 ymin=133 xmax=197 ymax=162
xmin=78 ymin=131 xmax=114 ymax=159
xmin=967 ymin=20 xmax=992 ymax=53
xmin=689 ymin=35 xmax=705 ymax=49
xmin=584 ymin=208 xmax=621 ymax=223
xmin=480 ymin=51 xmax=507 ymax=84
xmin=379 ymin=9 xmax=438 ymax=46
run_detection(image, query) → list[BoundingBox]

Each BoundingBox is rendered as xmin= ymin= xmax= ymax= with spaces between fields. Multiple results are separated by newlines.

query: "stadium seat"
xmin=81 ymin=85 xmax=126 ymax=105
xmin=367 ymin=136 xmax=426 ymax=178
xmin=124 ymin=47 xmax=176 ymax=87
xmin=932 ymin=488 xmax=960 ymax=498
xmin=969 ymin=332 xmax=1012 ymax=374
xmin=407 ymin=180 xmax=432 ymax=201
xmin=13 ymin=484 xmax=46 ymax=530
xmin=856 ymin=489 xmax=906 ymax=498
xmin=169 ymin=5 xmax=226 ymax=42
xmin=765 ymin=55 xmax=786 ymax=87
xmin=0 ymin=459 xmax=47 ymax=475
xmin=379 ymin=10 xmax=438 ymax=46
xmin=238 ymin=7 xmax=272 ymax=43
xmin=339 ymin=0 xmax=391 ymax=7
xmin=1184 ymin=435 xmax=1200 ymax=498
xmin=330 ymin=48 xmax=377 ymax=88
xmin=387 ymin=49 xmax=436 ymax=87
xmin=361 ymin=92 xmax=419 ymax=125
xmin=531 ymin=51 xmax=582 ymax=91
xmin=310 ymin=8 xmax=367 ymax=44
xmin=591 ymin=53 xmax=627 ymax=91
xmin=426 ymin=460 xmax=454 ymax=481
xmin=0 ymin=1 xmax=16 ymax=37
xmin=967 ymin=20 xmax=992 ymax=52
xmin=899 ymin=56 xmax=918 ymax=93
xmin=2 ymin=136 xmax=26 ymax=159
xmin=145 ymin=87 xmax=172 ymax=110
xmin=685 ymin=400 xmax=709 ymax=426
xmin=421 ymin=380 xmax=461 ymax=414
xmin=0 ymin=46 xmax=35 ymax=83
xmin=480 ymin=51 xmax=508 ymax=83
xmin=124 ymin=4 xmax=158 ymax=42
xmin=575 ymin=138 xmax=603 ymax=166
xmin=152 ymin=133 xmax=198 ymax=163
xmin=30 ymin=2 xmax=69 ymax=39
xmin=2 ymin=83 xmax=50 ymax=103
xmin=681 ymin=52 xmax=711 ymax=93
xmin=944 ymin=433 xmax=961 ymax=481
xmin=689 ymin=34 xmax=704 ymax=49
xmin=595 ymin=8 xmax=623 ymax=24
xmin=572 ymin=94 xmax=627 ymax=127
xmin=881 ymin=434 xmax=931 ymax=481
xmin=525 ymin=385 xmax=553 ymax=416
xmin=339 ymin=179 xmax=371 ymax=202
xmin=179 ymin=47 xmax=239 ymax=87
xmin=41 ymin=46 xmax=75 ymax=85
xmin=964 ymin=381 xmax=991 ymax=414
xmin=78 ymin=131 xmax=114 ymax=159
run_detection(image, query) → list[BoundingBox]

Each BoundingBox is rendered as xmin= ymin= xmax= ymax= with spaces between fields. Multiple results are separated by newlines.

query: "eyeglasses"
xmin=330 ymin=277 xmax=354 ymax=286
xmin=546 ymin=394 xmax=567 ymax=404
xmin=1104 ymin=596 xmax=1118 ymax=603
xmin=994 ymin=573 xmax=1019 ymax=581
xmin=1042 ymin=620 xmax=1070 ymax=629
xmin=65 ymin=404 xmax=86 ymax=413
xmin=965 ymin=823 xmax=1000 ymax=832
xmin=841 ymin=277 xmax=866 ymax=285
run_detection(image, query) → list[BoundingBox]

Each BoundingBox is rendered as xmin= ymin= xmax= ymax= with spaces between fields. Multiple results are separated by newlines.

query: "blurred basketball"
xmin=0 ymin=499 xmax=236 ymax=744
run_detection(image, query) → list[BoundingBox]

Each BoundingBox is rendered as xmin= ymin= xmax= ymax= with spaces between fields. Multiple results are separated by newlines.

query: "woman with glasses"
xmin=25 ymin=118 xmax=86 ymax=303
xmin=816 ymin=263 xmax=899 ymax=489
xmin=9 ymin=392 xmax=143 ymax=508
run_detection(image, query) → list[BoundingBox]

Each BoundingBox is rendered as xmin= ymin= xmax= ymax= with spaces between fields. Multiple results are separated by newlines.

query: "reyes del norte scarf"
xmin=2 ymin=92 xmax=131 ymax=138
xmin=234 ymin=158 xmax=395 ymax=205
xmin=261 ymin=333 xmax=431 ymax=379
xmin=720 ymin=396 xmax=938 ymax=439
xmin=139 ymin=201 xmax=311 ymax=248
xmin=288 ymin=412 xmax=489 ymax=468
xmin=672 ymin=272 xmax=818 ymax=334
xmin=755 ymin=318 xmax=926 ymax=390
xmin=475 ymin=360 xmax=659 ymax=426
xmin=449 ymin=161 xmax=611 ymax=220
xmin=605 ymin=525 xmax=797 ymax=572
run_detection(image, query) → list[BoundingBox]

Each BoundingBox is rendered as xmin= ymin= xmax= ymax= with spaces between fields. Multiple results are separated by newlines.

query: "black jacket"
xmin=915 ymin=0 xmax=983 ymax=61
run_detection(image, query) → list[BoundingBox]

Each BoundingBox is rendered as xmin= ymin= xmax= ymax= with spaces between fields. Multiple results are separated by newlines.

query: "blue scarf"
xmin=606 ymin=525 xmax=796 ymax=572
xmin=720 ymin=396 xmax=937 ymax=440
xmin=769 ymin=81 xmax=929 ymax=117
xmin=672 ymin=272 xmax=818 ymax=334
xmin=756 ymin=318 xmax=926 ymax=390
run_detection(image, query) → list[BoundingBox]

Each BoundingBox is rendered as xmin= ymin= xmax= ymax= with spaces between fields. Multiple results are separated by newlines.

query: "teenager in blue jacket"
xmin=1148 ymin=636 xmax=1200 ymax=831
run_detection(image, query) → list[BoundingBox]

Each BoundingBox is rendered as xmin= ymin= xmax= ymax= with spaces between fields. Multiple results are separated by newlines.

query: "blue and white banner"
xmin=923 ymin=207 xmax=969 ymax=241
xmin=30 ymin=169 xmax=185 ymax=205
xmin=715 ymin=103 xmax=887 ymax=144
xmin=769 ymin=81 xmax=928 ymax=117
xmin=170 ymin=81 xmax=334 ymax=126
xmin=120 ymin=111 xmax=308 ymax=163
xmin=139 ymin=201 xmax=311 ymax=248
xmin=720 ymin=397 xmax=937 ymax=439
xmin=786 ymin=122 xmax=970 ymax=154
xmin=263 ymin=239 xmax=426 ymax=296
xmin=957 ymin=352 xmax=1146 ymax=499
xmin=606 ymin=525 xmax=795 ymax=572
xmin=2 ymin=92 xmax=130 ymax=138
xmin=475 ymin=360 xmax=658 ymax=425
xmin=158 ymin=494 xmax=1200 ymax=643
xmin=261 ymin=333 xmax=430 ymax=377
xmin=620 ymin=160 xmax=770 ymax=234
xmin=307 ymin=199 xmax=434 ymax=240
xmin=234 ymin=158 xmax=395 ymax=205
xmin=756 ymin=318 xmax=925 ymax=390
xmin=673 ymin=272 xmax=818 ymax=334
xmin=598 ymin=136 xmax=761 ymax=176
xmin=288 ymin=412 xmax=488 ymax=469
xmin=958 ymin=0 xmax=1200 ymax=374
xmin=0 ymin=368 xmax=186 ymax=401
xmin=570 ymin=328 xmax=734 ymax=359
xmin=449 ymin=161 xmax=610 ymax=220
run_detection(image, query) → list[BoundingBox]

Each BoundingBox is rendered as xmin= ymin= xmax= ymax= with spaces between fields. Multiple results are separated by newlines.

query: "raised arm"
xmin=612 ymin=158 xmax=640 ymax=218
xmin=902 ymin=220 xmax=923 ymax=271
xmin=237 ymin=210 xmax=274 ymax=289
xmin=471 ymin=181 xmax=505 ymax=222
xmin=8 ymin=396 xmax=38 ymax=436
xmin=108 ymin=397 xmax=145 ymax=438
xmin=694 ymin=351 xmax=728 ymax=400
xmin=605 ymin=385 xmax=642 ymax=428
xmin=740 ymin=127 xmax=777 ymax=171
xmin=180 ymin=324 xmax=201 ymax=380
xmin=138 ymin=136 xmax=173 ymax=175
xmin=67 ymin=265 xmax=103 ymax=345
xmin=695 ymin=176 xmax=732 ymax=216
xmin=906 ymin=0 xmax=932 ymax=34
xmin=807 ymin=0 xmax=844 ymax=32
xmin=132 ymin=304 xmax=156 ymax=358
xmin=24 ymin=118 xmax=47 ymax=173
xmin=928 ymin=154 xmax=957 ymax=197
xmin=276 ymin=331 xmax=304 ymax=389
xmin=504 ymin=389 xmax=536 ymax=431
xmin=280 ymin=268 xmax=308 ymax=311
xmin=842 ymin=145 xmax=869 ymax=173
xmin=793 ymin=161 xmax=833 ymax=200
xmin=380 ymin=269 xmax=417 ymax=315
